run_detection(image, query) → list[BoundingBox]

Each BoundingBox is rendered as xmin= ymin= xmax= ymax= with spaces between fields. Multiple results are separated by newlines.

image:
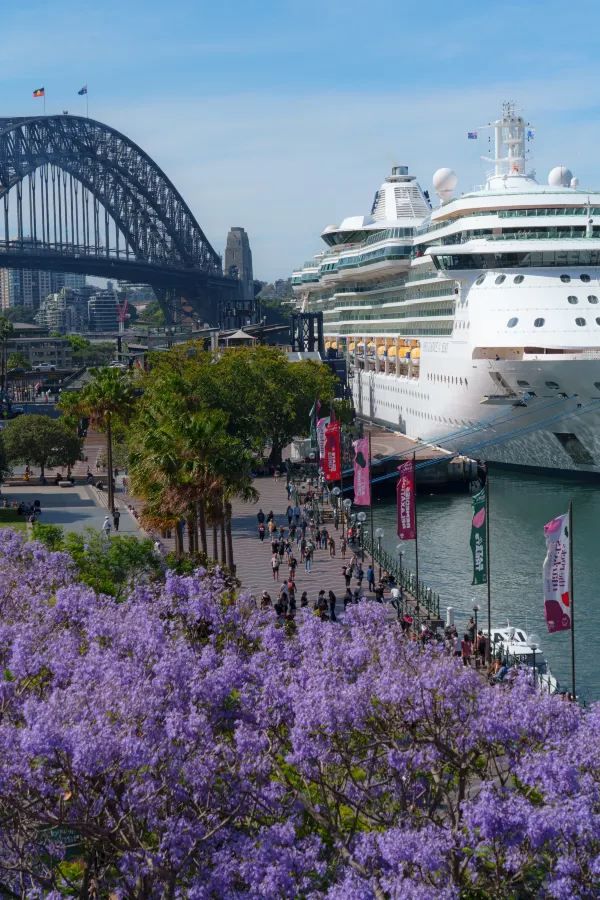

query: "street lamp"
xmin=375 ymin=526 xmax=384 ymax=580
xmin=331 ymin=486 xmax=341 ymax=530
xmin=527 ymin=633 xmax=541 ymax=687
xmin=396 ymin=543 xmax=404 ymax=612
xmin=343 ymin=498 xmax=352 ymax=540
xmin=472 ymin=601 xmax=480 ymax=664
xmin=356 ymin=511 xmax=367 ymax=558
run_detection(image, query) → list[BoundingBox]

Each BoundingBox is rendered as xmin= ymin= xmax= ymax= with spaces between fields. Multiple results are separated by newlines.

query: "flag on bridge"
xmin=78 ymin=85 xmax=88 ymax=95
xmin=33 ymin=87 xmax=45 ymax=98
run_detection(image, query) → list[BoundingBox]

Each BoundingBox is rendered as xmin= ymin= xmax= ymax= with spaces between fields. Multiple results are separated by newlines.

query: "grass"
xmin=0 ymin=508 xmax=28 ymax=531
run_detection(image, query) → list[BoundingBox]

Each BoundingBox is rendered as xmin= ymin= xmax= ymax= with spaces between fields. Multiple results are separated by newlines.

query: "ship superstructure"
xmin=293 ymin=104 xmax=600 ymax=474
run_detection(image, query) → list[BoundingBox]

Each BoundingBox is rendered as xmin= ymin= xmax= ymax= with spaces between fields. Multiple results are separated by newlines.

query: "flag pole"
xmin=569 ymin=500 xmax=576 ymax=700
xmin=369 ymin=430 xmax=374 ymax=570
xmin=413 ymin=451 xmax=419 ymax=617
xmin=485 ymin=471 xmax=492 ymax=663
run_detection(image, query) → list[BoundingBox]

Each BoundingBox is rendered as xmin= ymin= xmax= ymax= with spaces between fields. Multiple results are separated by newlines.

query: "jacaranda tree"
xmin=0 ymin=529 xmax=597 ymax=897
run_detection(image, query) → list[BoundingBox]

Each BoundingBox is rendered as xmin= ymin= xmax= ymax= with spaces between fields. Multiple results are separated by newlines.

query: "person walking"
xmin=328 ymin=589 xmax=337 ymax=622
xmin=304 ymin=543 xmax=313 ymax=573
xmin=343 ymin=587 xmax=353 ymax=610
xmin=258 ymin=522 xmax=266 ymax=542
xmin=112 ymin=508 xmax=120 ymax=532
xmin=328 ymin=535 xmax=336 ymax=557
xmin=356 ymin=563 xmax=364 ymax=588
xmin=461 ymin=633 xmax=473 ymax=667
xmin=300 ymin=590 xmax=308 ymax=607
xmin=366 ymin=564 xmax=375 ymax=592
xmin=102 ymin=515 xmax=112 ymax=538
xmin=257 ymin=508 xmax=266 ymax=526
xmin=343 ymin=564 xmax=352 ymax=589
xmin=340 ymin=537 xmax=347 ymax=559
xmin=286 ymin=504 xmax=294 ymax=526
xmin=271 ymin=553 xmax=280 ymax=581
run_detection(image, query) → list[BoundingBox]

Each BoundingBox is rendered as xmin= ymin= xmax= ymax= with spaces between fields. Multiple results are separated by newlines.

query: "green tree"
xmin=2 ymin=415 xmax=83 ymax=478
xmin=62 ymin=528 xmax=162 ymax=599
xmin=77 ymin=368 xmax=137 ymax=513
xmin=6 ymin=351 xmax=29 ymax=372
xmin=137 ymin=299 xmax=165 ymax=326
xmin=1 ymin=305 xmax=36 ymax=324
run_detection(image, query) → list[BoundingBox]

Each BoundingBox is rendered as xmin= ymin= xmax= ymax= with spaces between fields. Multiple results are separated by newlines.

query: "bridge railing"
xmin=360 ymin=530 xmax=441 ymax=621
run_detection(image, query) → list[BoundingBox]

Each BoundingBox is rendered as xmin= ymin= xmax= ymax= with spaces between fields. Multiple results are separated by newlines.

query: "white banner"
xmin=542 ymin=512 xmax=571 ymax=633
xmin=316 ymin=416 xmax=330 ymax=463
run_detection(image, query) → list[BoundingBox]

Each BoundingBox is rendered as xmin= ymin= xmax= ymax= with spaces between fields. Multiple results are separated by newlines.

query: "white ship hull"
xmin=353 ymin=352 xmax=600 ymax=474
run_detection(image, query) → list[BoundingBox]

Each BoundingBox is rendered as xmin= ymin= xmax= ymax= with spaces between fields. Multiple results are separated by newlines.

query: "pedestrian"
xmin=328 ymin=589 xmax=337 ymax=622
xmin=328 ymin=535 xmax=336 ymax=557
xmin=477 ymin=630 xmax=487 ymax=665
xmin=271 ymin=553 xmax=280 ymax=581
xmin=467 ymin=616 xmax=476 ymax=643
xmin=102 ymin=515 xmax=111 ymax=538
xmin=374 ymin=581 xmax=385 ymax=603
xmin=367 ymin=565 xmax=375 ymax=592
xmin=300 ymin=537 xmax=307 ymax=560
xmin=266 ymin=510 xmax=274 ymax=522
xmin=286 ymin=504 xmax=294 ymax=525
xmin=261 ymin=590 xmax=272 ymax=609
xmin=293 ymin=504 xmax=301 ymax=524
xmin=268 ymin=519 xmax=277 ymax=535
xmin=258 ymin=522 xmax=266 ymax=542
xmin=340 ymin=537 xmax=347 ymax=559
xmin=356 ymin=564 xmax=364 ymax=588
xmin=289 ymin=523 xmax=296 ymax=541
xmin=257 ymin=508 xmax=266 ymax=525
xmin=112 ymin=508 xmax=120 ymax=531
xmin=304 ymin=544 xmax=313 ymax=573
xmin=300 ymin=590 xmax=308 ymax=607
xmin=461 ymin=633 xmax=473 ymax=666
xmin=343 ymin=565 xmax=351 ymax=588
xmin=343 ymin=587 xmax=353 ymax=609
xmin=289 ymin=555 xmax=297 ymax=577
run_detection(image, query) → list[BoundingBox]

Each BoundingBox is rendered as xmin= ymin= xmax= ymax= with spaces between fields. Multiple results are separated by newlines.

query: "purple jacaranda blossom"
xmin=0 ymin=530 xmax=597 ymax=897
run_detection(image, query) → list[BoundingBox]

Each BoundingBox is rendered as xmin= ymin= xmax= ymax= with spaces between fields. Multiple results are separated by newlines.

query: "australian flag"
xmin=78 ymin=85 xmax=88 ymax=95
xmin=467 ymin=131 xmax=478 ymax=139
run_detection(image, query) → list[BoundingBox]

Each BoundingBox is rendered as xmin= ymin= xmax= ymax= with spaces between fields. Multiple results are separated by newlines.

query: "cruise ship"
xmin=292 ymin=104 xmax=600 ymax=475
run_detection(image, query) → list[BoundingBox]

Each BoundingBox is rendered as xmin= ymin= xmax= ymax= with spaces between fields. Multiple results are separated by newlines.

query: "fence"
xmin=360 ymin=530 xmax=441 ymax=620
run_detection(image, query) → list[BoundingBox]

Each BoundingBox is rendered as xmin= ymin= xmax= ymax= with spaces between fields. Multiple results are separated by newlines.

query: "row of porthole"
xmin=476 ymin=273 xmax=592 ymax=286
xmin=507 ymin=316 xmax=599 ymax=328
xmin=568 ymin=295 xmax=598 ymax=304
xmin=517 ymin=378 xmax=600 ymax=391
xmin=427 ymin=373 xmax=468 ymax=386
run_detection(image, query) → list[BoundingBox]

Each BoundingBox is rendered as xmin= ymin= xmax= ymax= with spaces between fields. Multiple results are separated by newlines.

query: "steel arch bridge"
xmin=0 ymin=115 xmax=249 ymax=325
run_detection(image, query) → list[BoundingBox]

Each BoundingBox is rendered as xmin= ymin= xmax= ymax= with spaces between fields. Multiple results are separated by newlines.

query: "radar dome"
xmin=432 ymin=167 xmax=458 ymax=200
xmin=570 ymin=176 xmax=579 ymax=189
xmin=548 ymin=166 xmax=573 ymax=187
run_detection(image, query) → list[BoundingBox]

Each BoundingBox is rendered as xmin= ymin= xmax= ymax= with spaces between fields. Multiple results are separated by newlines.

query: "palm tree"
xmin=80 ymin=368 xmax=137 ymax=514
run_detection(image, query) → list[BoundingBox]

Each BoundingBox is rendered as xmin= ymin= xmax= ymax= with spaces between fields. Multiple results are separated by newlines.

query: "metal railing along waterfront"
xmin=360 ymin=530 xmax=441 ymax=621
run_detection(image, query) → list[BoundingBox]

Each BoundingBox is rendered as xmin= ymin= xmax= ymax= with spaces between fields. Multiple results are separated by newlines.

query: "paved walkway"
xmin=0 ymin=483 xmax=140 ymax=536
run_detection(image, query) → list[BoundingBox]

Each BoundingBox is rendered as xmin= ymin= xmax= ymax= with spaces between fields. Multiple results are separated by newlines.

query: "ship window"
xmin=596 ymin=318 xmax=600 ymax=325
xmin=495 ymin=274 xmax=506 ymax=284
xmin=560 ymin=274 xmax=571 ymax=283
xmin=546 ymin=381 xmax=560 ymax=388
xmin=507 ymin=317 xmax=518 ymax=327
xmin=534 ymin=318 xmax=545 ymax=327
xmin=517 ymin=379 xmax=530 ymax=387
xmin=567 ymin=295 xmax=578 ymax=304
xmin=576 ymin=317 xmax=586 ymax=326
xmin=475 ymin=274 xmax=486 ymax=285
xmin=595 ymin=382 xmax=600 ymax=391
xmin=580 ymin=273 xmax=591 ymax=283
xmin=513 ymin=274 xmax=525 ymax=284
xmin=588 ymin=295 xmax=598 ymax=304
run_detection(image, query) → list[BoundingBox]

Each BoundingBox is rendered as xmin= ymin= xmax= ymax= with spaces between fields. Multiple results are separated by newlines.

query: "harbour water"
xmin=372 ymin=470 xmax=600 ymax=703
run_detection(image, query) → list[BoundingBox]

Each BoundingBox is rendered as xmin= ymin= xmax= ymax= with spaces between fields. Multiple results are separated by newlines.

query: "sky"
xmin=4 ymin=0 xmax=600 ymax=279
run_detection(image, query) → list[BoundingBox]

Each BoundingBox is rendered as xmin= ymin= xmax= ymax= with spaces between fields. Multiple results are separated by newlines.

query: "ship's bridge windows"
xmin=475 ymin=274 xmax=486 ymax=285
xmin=576 ymin=317 xmax=587 ymax=326
xmin=588 ymin=295 xmax=598 ymax=304
xmin=513 ymin=275 xmax=525 ymax=284
xmin=560 ymin=274 xmax=571 ymax=283
xmin=568 ymin=296 xmax=579 ymax=304
xmin=534 ymin=318 xmax=545 ymax=327
xmin=507 ymin=317 xmax=518 ymax=328
xmin=495 ymin=274 xmax=506 ymax=285
xmin=546 ymin=381 xmax=560 ymax=388
xmin=580 ymin=273 xmax=591 ymax=283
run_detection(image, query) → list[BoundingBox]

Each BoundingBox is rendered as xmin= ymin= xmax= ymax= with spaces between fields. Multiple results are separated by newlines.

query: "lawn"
xmin=0 ymin=508 xmax=28 ymax=531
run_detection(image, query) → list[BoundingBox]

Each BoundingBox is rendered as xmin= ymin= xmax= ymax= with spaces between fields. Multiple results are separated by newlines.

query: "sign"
xmin=396 ymin=459 xmax=416 ymax=540
xmin=470 ymin=488 xmax=487 ymax=585
xmin=543 ymin=512 xmax=571 ymax=633
xmin=353 ymin=437 xmax=371 ymax=505
xmin=316 ymin=416 xmax=330 ymax=464
xmin=322 ymin=421 xmax=341 ymax=481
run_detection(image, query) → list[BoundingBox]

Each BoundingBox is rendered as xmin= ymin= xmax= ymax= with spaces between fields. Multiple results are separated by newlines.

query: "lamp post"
xmin=528 ymin=633 xmax=540 ymax=688
xmin=357 ymin=511 xmax=367 ymax=561
xmin=331 ymin=486 xmax=341 ymax=531
xmin=375 ymin=527 xmax=384 ymax=580
xmin=343 ymin=498 xmax=352 ymax=541
xmin=396 ymin=544 xmax=404 ymax=610
xmin=472 ymin=601 xmax=480 ymax=665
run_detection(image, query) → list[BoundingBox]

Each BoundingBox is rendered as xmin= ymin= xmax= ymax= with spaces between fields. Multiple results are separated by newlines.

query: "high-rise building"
xmin=87 ymin=289 xmax=118 ymax=332
xmin=223 ymin=227 xmax=254 ymax=303
xmin=36 ymin=287 xmax=91 ymax=333
xmin=0 ymin=266 xmax=70 ymax=310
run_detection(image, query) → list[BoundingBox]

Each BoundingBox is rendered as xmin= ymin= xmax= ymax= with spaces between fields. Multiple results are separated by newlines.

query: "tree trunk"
xmin=197 ymin=499 xmax=207 ymax=555
xmin=174 ymin=521 xmax=183 ymax=558
xmin=220 ymin=516 xmax=226 ymax=567
xmin=212 ymin=523 xmax=218 ymax=561
xmin=225 ymin=499 xmax=235 ymax=573
xmin=106 ymin=413 xmax=114 ymax=514
xmin=187 ymin=516 xmax=196 ymax=555
xmin=268 ymin=441 xmax=283 ymax=467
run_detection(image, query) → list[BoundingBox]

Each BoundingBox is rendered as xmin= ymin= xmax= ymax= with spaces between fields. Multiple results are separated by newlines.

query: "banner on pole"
xmin=316 ymin=417 xmax=330 ymax=464
xmin=397 ymin=459 xmax=416 ymax=539
xmin=543 ymin=512 xmax=571 ymax=633
xmin=353 ymin=437 xmax=371 ymax=505
xmin=323 ymin=421 xmax=341 ymax=481
xmin=470 ymin=488 xmax=487 ymax=585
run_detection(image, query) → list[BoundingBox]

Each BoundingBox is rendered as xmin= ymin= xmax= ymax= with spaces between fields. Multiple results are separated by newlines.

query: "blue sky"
xmin=4 ymin=0 xmax=600 ymax=278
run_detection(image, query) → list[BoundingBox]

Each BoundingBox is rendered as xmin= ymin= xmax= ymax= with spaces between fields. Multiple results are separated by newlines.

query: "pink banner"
xmin=397 ymin=460 xmax=416 ymax=540
xmin=353 ymin=438 xmax=371 ymax=505
xmin=323 ymin=421 xmax=342 ymax=482
xmin=543 ymin=512 xmax=571 ymax=633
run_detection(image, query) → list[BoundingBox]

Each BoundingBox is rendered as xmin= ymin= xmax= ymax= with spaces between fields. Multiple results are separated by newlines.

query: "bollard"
xmin=446 ymin=606 xmax=454 ymax=628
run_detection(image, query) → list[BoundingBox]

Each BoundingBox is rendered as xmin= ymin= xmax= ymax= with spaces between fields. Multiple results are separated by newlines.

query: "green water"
xmin=372 ymin=470 xmax=600 ymax=703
